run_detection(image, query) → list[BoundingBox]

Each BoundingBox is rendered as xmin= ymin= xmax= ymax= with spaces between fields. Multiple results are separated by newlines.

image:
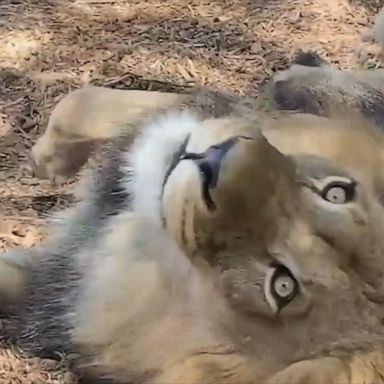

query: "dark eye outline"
xmin=264 ymin=263 xmax=299 ymax=314
xmin=320 ymin=180 xmax=356 ymax=204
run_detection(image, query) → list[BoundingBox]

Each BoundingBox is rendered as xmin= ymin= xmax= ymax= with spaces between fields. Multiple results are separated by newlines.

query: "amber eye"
xmin=264 ymin=264 xmax=299 ymax=314
xmin=320 ymin=181 xmax=356 ymax=204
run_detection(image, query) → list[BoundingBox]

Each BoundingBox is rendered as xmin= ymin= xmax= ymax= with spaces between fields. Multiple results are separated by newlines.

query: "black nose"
xmin=182 ymin=136 xmax=247 ymax=184
xmin=182 ymin=136 xmax=247 ymax=211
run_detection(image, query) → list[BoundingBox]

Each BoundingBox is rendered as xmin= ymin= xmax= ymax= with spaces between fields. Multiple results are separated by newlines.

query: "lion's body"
xmin=2 ymin=105 xmax=384 ymax=383
xmin=5 ymin=56 xmax=384 ymax=383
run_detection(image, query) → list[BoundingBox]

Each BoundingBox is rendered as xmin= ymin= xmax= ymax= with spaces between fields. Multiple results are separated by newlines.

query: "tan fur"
xmin=20 ymin=89 xmax=384 ymax=306
xmin=29 ymin=67 xmax=384 ymax=182
xmin=29 ymin=86 xmax=255 ymax=180
xmin=273 ymin=63 xmax=384 ymax=93
xmin=258 ymin=58 xmax=384 ymax=127
xmin=262 ymin=112 xmax=384 ymax=193
xmin=0 ymin=249 xmax=35 ymax=305
xmin=0 ymin=260 xmax=26 ymax=304
xmin=263 ymin=113 xmax=384 ymax=289
xmin=267 ymin=353 xmax=384 ymax=384
xmin=30 ymin=86 xmax=183 ymax=180
xmin=14 ymin=86 xmax=384 ymax=383
xmin=370 ymin=7 xmax=384 ymax=54
xmin=59 ymin=116 xmax=384 ymax=383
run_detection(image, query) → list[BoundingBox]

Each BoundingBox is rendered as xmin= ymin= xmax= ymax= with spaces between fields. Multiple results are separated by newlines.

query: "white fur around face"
xmin=128 ymin=111 xmax=201 ymax=226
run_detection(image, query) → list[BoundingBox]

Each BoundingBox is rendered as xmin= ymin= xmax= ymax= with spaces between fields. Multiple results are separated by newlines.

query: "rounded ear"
xmin=255 ymin=64 xmax=331 ymax=116
xmin=292 ymin=50 xmax=329 ymax=67
xmin=267 ymin=62 xmax=384 ymax=130
xmin=272 ymin=78 xmax=324 ymax=116
xmin=163 ymin=128 xmax=298 ymax=268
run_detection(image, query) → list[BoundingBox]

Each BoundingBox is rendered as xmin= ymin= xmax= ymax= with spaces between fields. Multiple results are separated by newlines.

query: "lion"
xmin=2 ymin=105 xmax=384 ymax=383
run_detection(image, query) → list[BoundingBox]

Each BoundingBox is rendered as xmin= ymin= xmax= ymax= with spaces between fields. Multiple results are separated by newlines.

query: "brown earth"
xmin=0 ymin=0 xmax=382 ymax=382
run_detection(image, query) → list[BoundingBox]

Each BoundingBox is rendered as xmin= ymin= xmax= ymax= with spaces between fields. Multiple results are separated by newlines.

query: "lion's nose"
xmin=182 ymin=136 xmax=244 ymax=182
xmin=181 ymin=135 xmax=250 ymax=210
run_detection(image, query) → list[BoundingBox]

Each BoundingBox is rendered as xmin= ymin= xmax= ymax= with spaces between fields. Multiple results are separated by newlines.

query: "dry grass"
xmin=0 ymin=0 xmax=382 ymax=382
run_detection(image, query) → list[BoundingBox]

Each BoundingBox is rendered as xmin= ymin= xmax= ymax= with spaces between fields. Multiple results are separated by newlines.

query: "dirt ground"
xmin=0 ymin=0 xmax=383 ymax=382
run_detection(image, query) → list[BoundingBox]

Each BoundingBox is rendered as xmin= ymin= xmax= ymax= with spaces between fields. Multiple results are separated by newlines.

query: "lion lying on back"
xmin=2 ymin=76 xmax=384 ymax=384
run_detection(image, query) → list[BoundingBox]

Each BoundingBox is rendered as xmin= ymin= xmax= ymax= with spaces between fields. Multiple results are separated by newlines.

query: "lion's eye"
xmin=264 ymin=264 xmax=299 ymax=314
xmin=320 ymin=181 xmax=356 ymax=204
xmin=274 ymin=274 xmax=296 ymax=298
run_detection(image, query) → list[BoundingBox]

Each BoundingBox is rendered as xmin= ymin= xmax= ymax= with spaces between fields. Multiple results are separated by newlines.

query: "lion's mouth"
xmin=162 ymin=135 xmax=250 ymax=212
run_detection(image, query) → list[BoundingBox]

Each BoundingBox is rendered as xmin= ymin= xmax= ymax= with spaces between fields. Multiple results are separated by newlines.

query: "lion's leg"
xmin=29 ymin=87 xmax=182 ymax=181
xmin=0 ymin=249 xmax=34 ymax=305
xmin=267 ymin=352 xmax=384 ymax=384
xmin=29 ymin=130 xmax=101 ymax=182
xmin=152 ymin=353 xmax=257 ymax=384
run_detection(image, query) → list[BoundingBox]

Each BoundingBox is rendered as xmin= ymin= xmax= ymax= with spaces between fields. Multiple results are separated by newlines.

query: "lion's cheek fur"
xmin=68 ymin=214 xmax=238 ymax=382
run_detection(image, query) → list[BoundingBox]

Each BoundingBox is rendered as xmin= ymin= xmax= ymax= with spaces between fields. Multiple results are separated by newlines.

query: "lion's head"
xmin=127 ymin=110 xmax=384 ymax=383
